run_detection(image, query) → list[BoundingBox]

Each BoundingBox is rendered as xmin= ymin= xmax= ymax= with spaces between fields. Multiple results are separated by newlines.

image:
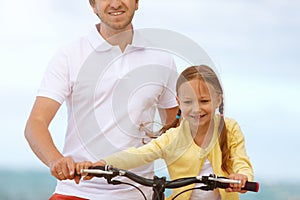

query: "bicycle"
xmin=81 ymin=165 xmax=259 ymax=200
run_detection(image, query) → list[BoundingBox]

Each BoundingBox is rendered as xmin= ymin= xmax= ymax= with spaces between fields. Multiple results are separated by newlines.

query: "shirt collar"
xmin=87 ymin=24 xmax=148 ymax=52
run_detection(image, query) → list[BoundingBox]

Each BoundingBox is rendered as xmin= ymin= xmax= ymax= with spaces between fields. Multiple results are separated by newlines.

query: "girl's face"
xmin=177 ymin=79 xmax=221 ymax=131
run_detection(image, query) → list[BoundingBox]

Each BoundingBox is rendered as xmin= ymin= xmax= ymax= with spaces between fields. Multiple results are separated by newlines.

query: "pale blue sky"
xmin=1 ymin=0 xmax=299 ymax=184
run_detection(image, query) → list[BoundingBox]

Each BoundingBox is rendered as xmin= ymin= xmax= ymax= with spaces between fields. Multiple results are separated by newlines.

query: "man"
xmin=24 ymin=0 xmax=178 ymax=199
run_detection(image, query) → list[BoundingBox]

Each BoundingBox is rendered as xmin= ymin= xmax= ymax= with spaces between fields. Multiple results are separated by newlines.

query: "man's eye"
xmin=183 ymin=101 xmax=192 ymax=104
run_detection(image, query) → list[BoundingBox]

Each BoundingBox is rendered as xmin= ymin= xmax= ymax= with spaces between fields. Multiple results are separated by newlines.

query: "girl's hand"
xmin=225 ymin=173 xmax=248 ymax=193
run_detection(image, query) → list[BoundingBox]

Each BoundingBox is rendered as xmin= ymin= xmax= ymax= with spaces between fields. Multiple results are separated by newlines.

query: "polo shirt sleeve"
xmin=157 ymin=58 xmax=178 ymax=109
xmin=37 ymin=48 xmax=71 ymax=104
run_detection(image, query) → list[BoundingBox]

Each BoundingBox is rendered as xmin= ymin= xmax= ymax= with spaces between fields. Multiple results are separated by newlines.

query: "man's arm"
xmin=24 ymin=97 xmax=76 ymax=181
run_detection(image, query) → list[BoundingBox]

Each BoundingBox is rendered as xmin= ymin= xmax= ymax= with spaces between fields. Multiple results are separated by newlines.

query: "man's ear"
xmin=135 ymin=0 xmax=139 ymax=10
xmin=89 ymin=0 xmax=95 ymax=7
xmin=89 ymin=0 xmax=97 ymax=14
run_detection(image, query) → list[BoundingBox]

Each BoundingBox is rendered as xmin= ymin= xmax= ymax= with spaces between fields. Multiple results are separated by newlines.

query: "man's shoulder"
xmin=51 ymin=34 xmax=95 ymax=62
xmin=58 ymin=26 xmax=100 ymax=53
xmin=61 ymin=35 xmax=90 ymax=51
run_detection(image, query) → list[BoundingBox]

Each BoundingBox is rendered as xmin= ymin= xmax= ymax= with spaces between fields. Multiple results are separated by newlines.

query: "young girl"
xmin=77 ymin=65 xmax=254 ymax=200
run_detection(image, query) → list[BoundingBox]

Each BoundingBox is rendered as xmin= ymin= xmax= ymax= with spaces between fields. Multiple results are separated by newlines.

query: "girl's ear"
xmin=176 ymin=96 xmax=181 ymax=110
xmin=216 ymin=94 xmax=223 ymax=108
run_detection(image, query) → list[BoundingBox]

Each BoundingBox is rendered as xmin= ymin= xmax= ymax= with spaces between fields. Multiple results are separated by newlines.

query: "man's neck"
xmin=97 ymin=23 xmax=134 ymax=52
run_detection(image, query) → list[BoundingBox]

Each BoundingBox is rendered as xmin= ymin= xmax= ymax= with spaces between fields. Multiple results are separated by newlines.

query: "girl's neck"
xmin=191 ymin=120 xmax=214 ymax=148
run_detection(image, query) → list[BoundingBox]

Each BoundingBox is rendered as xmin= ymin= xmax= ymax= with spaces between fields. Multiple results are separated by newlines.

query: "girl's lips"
xmin=191 ymin=114 xmax=206 ymax=120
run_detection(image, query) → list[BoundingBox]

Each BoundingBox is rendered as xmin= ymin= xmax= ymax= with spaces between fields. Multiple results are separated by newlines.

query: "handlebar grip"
xmin=242 ymin=181 xmax=259 ymax=192
xmin=216 ymin=181 xmax=259 ymax=192
xmin=81 ymin=165 xmax=121 ymax=179
xmin=92 ymin=166 xmax=106 ymax=170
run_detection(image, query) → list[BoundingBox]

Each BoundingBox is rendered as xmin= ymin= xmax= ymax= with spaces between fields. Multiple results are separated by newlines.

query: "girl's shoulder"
xmin=162 ymin=126 xmax=181 ymax=139
xmin=164 ymin=119 xmax=188 ymax=134
xmin=223 ymin=116 xmax=245 ymax=140
xmin=161 ymin=120 xmax=191 ymax=142
xmin=224 ymin=117 xmax=239 ymax=128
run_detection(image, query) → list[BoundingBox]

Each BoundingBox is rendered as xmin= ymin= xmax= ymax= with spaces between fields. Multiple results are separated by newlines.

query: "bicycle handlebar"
xmin=81 ymin=165 xmax=259 ymax=192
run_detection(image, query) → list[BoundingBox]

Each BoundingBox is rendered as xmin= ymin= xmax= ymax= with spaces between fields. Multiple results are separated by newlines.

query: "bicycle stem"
xmin=152 ymin=176 xmax=166 ymax=200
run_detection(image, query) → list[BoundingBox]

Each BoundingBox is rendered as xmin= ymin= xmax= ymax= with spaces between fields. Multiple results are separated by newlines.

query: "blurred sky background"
xmin=1 ymin=0 xmax=300 ymax=186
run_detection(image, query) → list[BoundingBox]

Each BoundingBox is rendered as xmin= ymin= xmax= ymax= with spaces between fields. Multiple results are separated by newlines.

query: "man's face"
xmin=91 ymin=0 xmax=139 ymax=32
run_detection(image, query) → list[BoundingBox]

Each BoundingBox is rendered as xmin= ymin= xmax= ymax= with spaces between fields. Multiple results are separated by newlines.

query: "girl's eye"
xmin=183 ymin=100 xmax=192 ymax=104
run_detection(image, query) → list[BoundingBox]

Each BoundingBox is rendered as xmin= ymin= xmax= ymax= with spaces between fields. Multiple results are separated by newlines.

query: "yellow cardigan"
xmin=104 ymin=115 xmax=254 ymax=200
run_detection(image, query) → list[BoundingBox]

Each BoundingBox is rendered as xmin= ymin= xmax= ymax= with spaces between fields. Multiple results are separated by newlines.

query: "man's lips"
xmin=108 ymin=11 xmax=125 ymax=16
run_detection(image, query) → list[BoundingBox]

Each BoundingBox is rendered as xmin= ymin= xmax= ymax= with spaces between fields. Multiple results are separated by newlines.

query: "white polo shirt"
xmin=38 ymin=25 xmax=178 ymax=199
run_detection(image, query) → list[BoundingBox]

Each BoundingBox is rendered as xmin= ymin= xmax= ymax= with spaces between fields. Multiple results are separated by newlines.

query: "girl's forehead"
xmin=179 ymin=79 xmax=210 ymax=91
xmin=178 ymin=79 xmax=216 ymax=96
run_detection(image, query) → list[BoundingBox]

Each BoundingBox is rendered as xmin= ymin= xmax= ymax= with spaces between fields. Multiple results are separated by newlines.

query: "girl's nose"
xmin=192 ymin=103 xmax=201 ymax=112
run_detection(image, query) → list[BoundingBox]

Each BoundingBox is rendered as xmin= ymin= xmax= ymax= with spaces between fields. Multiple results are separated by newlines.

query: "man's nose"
xmin=110 ymin=0 xmax=122 ymax=9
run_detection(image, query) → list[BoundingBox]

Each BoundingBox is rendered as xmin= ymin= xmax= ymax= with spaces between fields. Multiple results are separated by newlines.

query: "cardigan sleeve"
xmin=227 ymin=118 xmax=254 ymax=181
xmin=103 ymin=130 xmax=173 ymax=169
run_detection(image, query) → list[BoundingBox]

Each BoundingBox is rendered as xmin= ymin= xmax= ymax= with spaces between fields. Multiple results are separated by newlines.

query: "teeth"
xmin=111 ymin=12 xmax=123 ymax=16
xmin=192 ymin=115 xmax=204 ymax=119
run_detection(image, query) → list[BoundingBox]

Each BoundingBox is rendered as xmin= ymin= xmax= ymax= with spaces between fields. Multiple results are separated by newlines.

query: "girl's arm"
xmin=227 ymin=119 xmax=254 ymax=180
xmin=76 ymin=131 xmax=173 ymax=182
xmin=75 ymin=136 xmax=169 ymax=183
xmin=226 ymin=119 xmax=254 ymax=193
xmin=103 ymin=134 xmax=169 ymax=169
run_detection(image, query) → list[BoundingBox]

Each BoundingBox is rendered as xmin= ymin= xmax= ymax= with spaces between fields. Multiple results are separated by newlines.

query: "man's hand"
xmin=49 ymin=157 xmax=76 ymax=181
xmin=74 ymin=160 xmax=106 ymax=183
